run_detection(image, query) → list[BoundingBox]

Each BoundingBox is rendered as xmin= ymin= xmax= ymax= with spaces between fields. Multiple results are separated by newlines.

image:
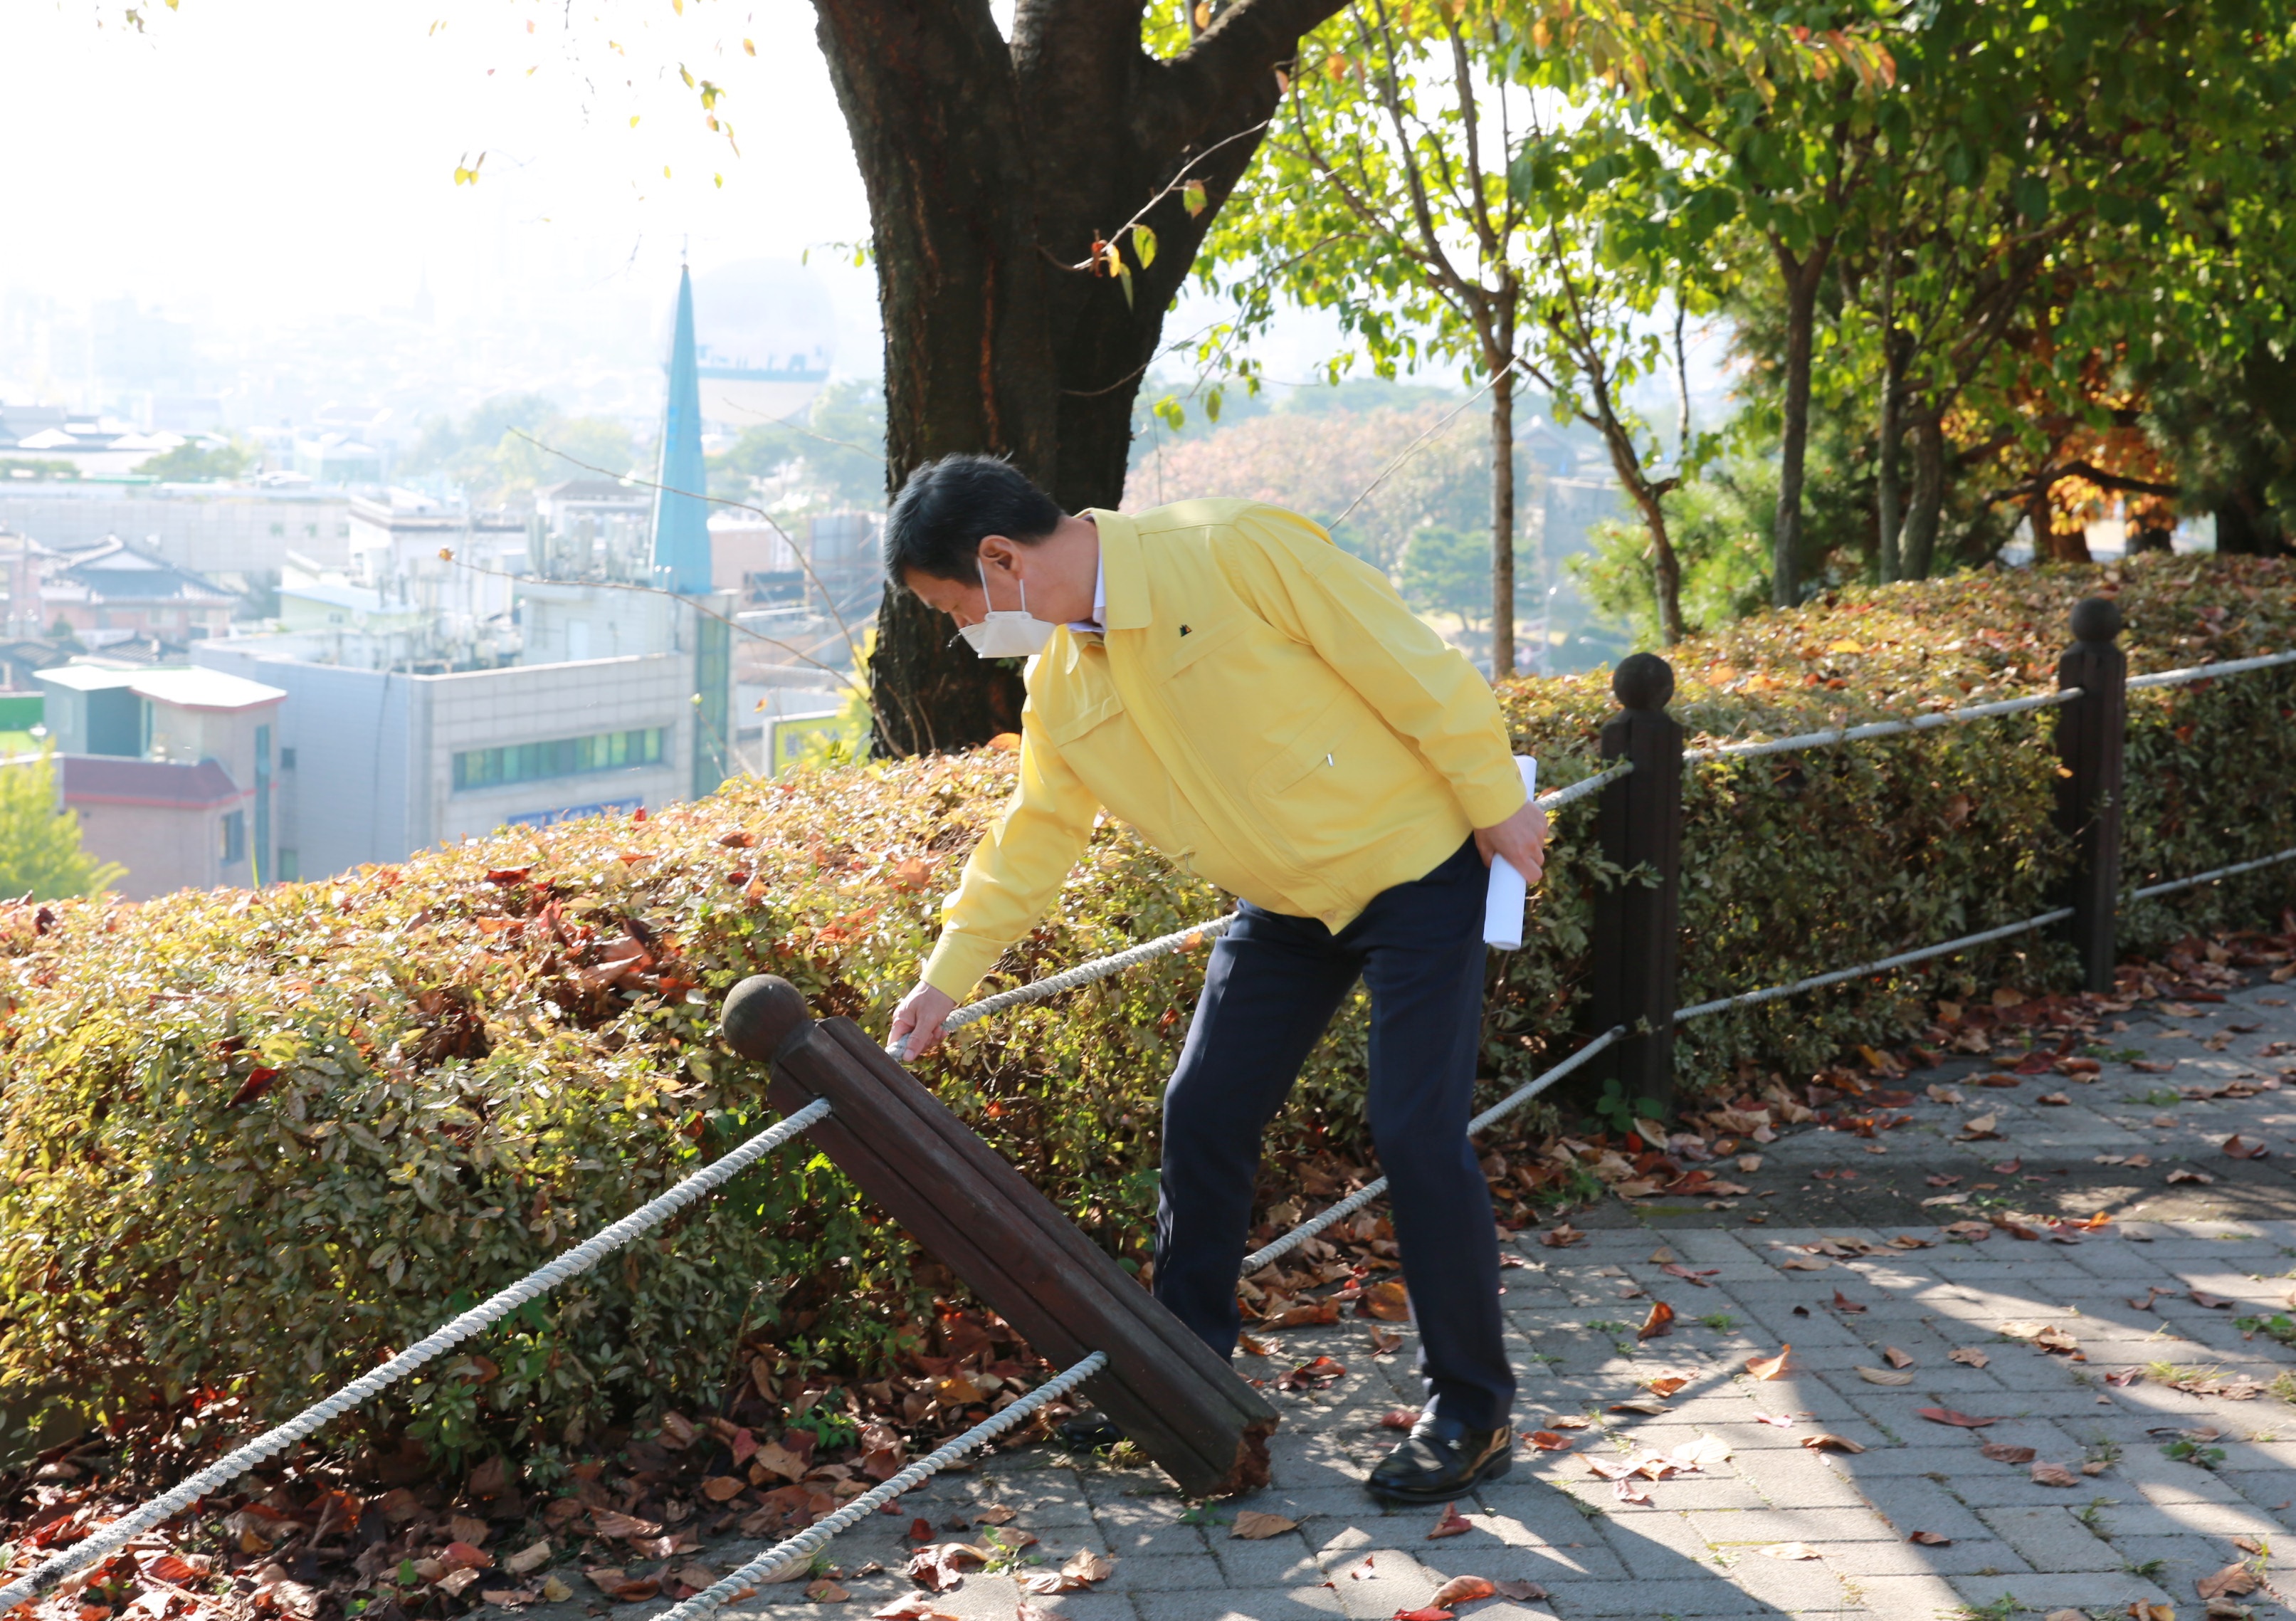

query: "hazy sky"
xmin=3 ymin=1 xmax=877 ymax=340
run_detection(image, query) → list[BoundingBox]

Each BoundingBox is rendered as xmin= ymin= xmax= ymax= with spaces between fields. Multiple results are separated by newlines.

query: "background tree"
xmin=1399 ymin=522 xmax=1490 ymax=634
xmin=132 ymin=435 xmax=257 ymax=483
xmin=1201 ymin=0 xmax=1539 ymax=673
xmin=0 ymin=752 xmax=123 ymax=901
xmin=808 ymin=0 xmax=1349 ymax=752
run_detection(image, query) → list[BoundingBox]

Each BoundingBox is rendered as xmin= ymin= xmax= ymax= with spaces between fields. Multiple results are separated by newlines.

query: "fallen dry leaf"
xmin=1856 ymin=1366 xmax=1915 ymax=1386
xmin=2167 ymin=1168 xmax=2217 ymax=1185
xmin=1539 ymin=1224 xmax=1585 ymax=1248
xmin=1907 ymin=1531 xmax=1953 ymax=1546
xmin=870 ymin=1598 xmax=960 ymax=1620
xmin=2191 ymin=1289 xmax=2236 ymax=1310
xmin=1801 ymin=1433 xmax=1865 ymax=1454
xmin=1778 ymin=1256 xmax=1831 ymax=1271
xmin=1832 ymin=1290 xmax=1868 ymax=1314
xmin=1959 ymin=1113 xmax=2002 ymax=1140
xmin=1016 ymin=1550 xmax=1116 ymax=1595
xmin=1882 ymin=1346 xmax=1915 ymax=1369
xmin=500 ymin=1542 xmax=552 ymax=1578
xmin=805 ymin=1578 xmax=851 ymax=1602
xmin=1393 ymin=1609 xmax=1453 ymax=1621
xmin=2223 ymin=1133 xmax=2270 ymax=1160
xmin=1916 ymin=1407 xmax=2000 ymax=1428
xmin=1611 ymin=1478 xmax=1651 ymax=1505
xmin=1981 ymin=1443 xmax=2038 ymax=1464
xmin=905 ymin=1543 xmax=984 ymax=1593
xmin=2128 ymin=1605 xmax=2176 ymax=1621
xmin=1645 ymin=1375 xmax=1690 ymax=1397
xmin=1638 ymin=1301 xmax=1675 ymax=1341
xmin=1231 ymin=1511 xmax=1298 ymax=1541
xmin=1524 ymin=1429 xmax=1574 ymax=1451
xmin=2196 ymin=1561 xmax=2262 ymax=1600
xmin=1359 ymin=1280 xmax=1412 ymax=1322
xmin=1662 ymin=1263 xmax=1720 ymax=1287
xmin=1744 ymin=1347 xmax=1791 ymax=1380
xmin=1428 ymin=1576 xmax=1498 ymax=1607
xmin=1756 ymin=1542 xmax=1821 ymax=1560
xmin=588 ymin=1510 xmax=664 ymax=1541
xmin=1426 ymin=1504 xmax=1474 ymax=1540
xmin=1949 ymin=1347 xmax=1990 ymax=1368
xmin=971 ymin=1506 xmax=1016 ymax=1527
xmin=2031 ymin=1462 xmax=2080 ymax=1488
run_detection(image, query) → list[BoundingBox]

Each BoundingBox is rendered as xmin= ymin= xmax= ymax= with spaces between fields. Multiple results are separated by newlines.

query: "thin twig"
xmin=1330 ymin=357 xmax=1522 ymax=527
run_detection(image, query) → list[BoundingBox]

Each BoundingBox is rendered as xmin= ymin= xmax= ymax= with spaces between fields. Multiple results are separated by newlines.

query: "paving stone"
xmin=1975 ymin=1505 xmax=2121 ymax=1571
xmin=1133 ymin=1588 xmax=1344 ymax=1621
xmin=1945 ymin=1568 xmax=2178 ymax=1610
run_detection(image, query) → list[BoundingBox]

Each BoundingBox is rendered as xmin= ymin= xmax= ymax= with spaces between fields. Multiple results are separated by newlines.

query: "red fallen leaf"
xmin=1393 ymin=1610 xmax=1454 ymax=1621
xmin=1428 ymin=1576 xmax=1497 ymax=1607
xmin=1357 ymin=1280 xmax=1412 ymax=1321
xmin=909 ymin=1518 xmax=933 ymax=1541
xmin=1379 ymin=1410 xmax=1421 ymax=1430
xmin=1662 ymin=1263 xmax=1719 ymax=1286
xmin=1745 ymin=1347 xmax=1791 ymax=1380
xmin=1638 ymin=1301 xmax=1675 ymax=1341
xmin=1263 ymin=1299 xmax=1343 ymax=1328
xmin=1277 ymin=1355 xmax=1347 ymax=1391
xmin=1524 ymin=1430 xmax=1574 ymax=1451
xmin=1989 ymin=1158 xmax=2023 ymax=1174
xmin=2190 ymin=1289 xmax=2235 ymax=1310
xmin=439 ymin=1542 xmax=493 ymax=1573
xmin=144 ymin=1556 xmax=204 ymax=1585
xmin=1426 ymin=1504 xmax=1473 ymax=1540
xmin=1916 ymin=1407 xmax=2000 ymax=1428
xmin=227 ymin=1066 xmax=281 ymax=1107
xmin=1831 ymin=1290 xmax=1866 ymax=1314
xmin=2130 ymin=1059 xmax=2177 ymax=1073
xmin=483 ymin=867 xmax=532 ymax=886
xmin=2223 ymin=1133 xmax=2270 ymax=1160
xmin=1980 ymin=1443 xmax=2036 ymax=1464
xmin=2104 ymin=1368 xmax=2144 ymax=1387
xmin=1906 ymin=1531 xmax=1952 ymax=1546
xmin=1539 ymin=1223 xmax=1586 ymax=1248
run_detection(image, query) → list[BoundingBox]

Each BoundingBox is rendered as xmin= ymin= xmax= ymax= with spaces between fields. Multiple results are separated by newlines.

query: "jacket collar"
xmin=1081 ymin=508 xmax=1151 ymax=631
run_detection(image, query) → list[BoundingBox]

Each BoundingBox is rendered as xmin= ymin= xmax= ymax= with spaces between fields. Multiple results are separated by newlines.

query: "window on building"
xmin=221 ymin=809 xmax=246 ymax=865
xmin=452 ymin=727 xmax=666 ymax=792
xmin=280 ymin=746 xmax=297 ymax=769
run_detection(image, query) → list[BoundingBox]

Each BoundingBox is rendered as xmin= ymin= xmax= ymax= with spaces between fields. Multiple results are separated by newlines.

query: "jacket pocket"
xmin=1246 ymin=692 xmax=1428 ymax=864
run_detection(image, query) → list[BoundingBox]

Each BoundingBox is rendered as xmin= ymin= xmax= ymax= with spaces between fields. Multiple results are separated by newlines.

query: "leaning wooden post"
xmin=2055 ymin=597 xmax=2127 ymax=993
xmin=1587 ymin=652 xmax=1685 ymax=1119
xmin=720 ymin=976 xmax=1279 ymax=1499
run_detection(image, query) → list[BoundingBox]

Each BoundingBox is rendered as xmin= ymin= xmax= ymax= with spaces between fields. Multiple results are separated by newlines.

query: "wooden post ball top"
xmin=722 ymin=974 xmax=816 ymax=1064
xmin=1611 ymin=651 xmax=1675 ymax=713
xmin=2070 ymin=596 xmax=2122 ymax=645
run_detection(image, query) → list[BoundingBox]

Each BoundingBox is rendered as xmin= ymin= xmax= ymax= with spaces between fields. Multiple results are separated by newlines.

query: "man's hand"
xmin=1473 ymin=799 xmax=1549 ymax=886
xmin=889 ymin=980 xmax=958 ymax=1059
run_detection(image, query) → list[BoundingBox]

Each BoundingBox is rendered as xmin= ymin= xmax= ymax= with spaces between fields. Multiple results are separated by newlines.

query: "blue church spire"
xmin=651 ymin=265 xmax=712 ymax=594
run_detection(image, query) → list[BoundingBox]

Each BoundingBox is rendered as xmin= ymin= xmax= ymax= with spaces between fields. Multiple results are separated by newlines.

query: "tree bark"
xmin=1875 ymin=331 xmax=1907 ymax=585
xmin=814 ymin=0 xmax=1345 ymax=754
xmin=1899 ymin=406 xmax=1947 ymax=580
xmin=1769 ymin=243 xmax=1831 ymax=609
xmin=2214 ymin=481 xmax=2287 ymax=555
xmin=1490 ymin=359 xmax=1517 ymax=679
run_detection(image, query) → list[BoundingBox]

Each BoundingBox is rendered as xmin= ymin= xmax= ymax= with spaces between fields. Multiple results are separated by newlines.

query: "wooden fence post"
xmin=2055 ymin=597 xmax=2127 ymax=993
xmin=1587 ymin=652 xmax=1685 ymax=1119
xmin=720 ymin=975 xmax=1280 ymax=1500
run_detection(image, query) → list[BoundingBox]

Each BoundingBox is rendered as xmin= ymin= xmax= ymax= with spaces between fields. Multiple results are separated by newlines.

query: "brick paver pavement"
xmin=500 ymin=964 xmax=2296 ymax=1621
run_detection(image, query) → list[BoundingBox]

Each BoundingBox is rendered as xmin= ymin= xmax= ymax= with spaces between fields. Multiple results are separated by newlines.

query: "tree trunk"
xmin=815 ymin=0 xmax=1345 ymax=754
xmin=1632 ymin=483 xmax=1686 ymax=646
xmin=1875 ymin=332 xmax=1907 ymax=585
xmin=2214 ymin=481 xmax=2287 ymax=555
xmin=1899 ymin=406 xmax=1947 ymax=580
xmin=1490 ymin=361 xmax=1516 ymax=680
xmin=1768 ymin=244 xmax=1831 ymax=609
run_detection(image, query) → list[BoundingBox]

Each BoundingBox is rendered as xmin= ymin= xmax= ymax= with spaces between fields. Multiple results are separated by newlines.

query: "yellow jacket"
xmin=921 ymin=498 xmax=1526 ymax=1000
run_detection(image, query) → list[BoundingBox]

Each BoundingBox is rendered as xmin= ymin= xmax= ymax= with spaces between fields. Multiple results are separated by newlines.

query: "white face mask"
xmin=957 ymin=560 xmax=1055 ymax=659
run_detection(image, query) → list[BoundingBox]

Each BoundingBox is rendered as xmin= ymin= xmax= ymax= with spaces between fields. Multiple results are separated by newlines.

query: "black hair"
xmin=883 ymin=453 xmax=1065 ymax=585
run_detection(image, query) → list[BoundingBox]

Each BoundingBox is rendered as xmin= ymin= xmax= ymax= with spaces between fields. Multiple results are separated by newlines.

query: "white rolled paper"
xmin=1482 ymin=755 xmax=1539 ymax=950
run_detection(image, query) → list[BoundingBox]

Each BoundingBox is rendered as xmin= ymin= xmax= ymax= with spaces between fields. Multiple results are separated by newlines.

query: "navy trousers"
xmin=1152 ymin=837 xmax=1514 ymax=1430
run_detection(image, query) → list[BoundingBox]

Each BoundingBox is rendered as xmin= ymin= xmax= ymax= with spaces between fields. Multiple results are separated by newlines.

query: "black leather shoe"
xmin=1366 ymin=1414 xmax=1512 ymax=1503
xmin=1056 ymin=1409 xmax=1125 ymax=1450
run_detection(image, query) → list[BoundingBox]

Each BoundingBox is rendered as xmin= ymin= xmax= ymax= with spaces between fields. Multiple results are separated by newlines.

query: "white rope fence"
xmin=654 ymin=1351 xmax=1110 ymax=1621
xmin=1683 ymin=689 xmax=2078 ymax=765
xmin=1238 ymin=1026 xmax=1626 ymax=1275
xmin=0 ymin=1098 xmax=836 ymax=1609
xmin=1673 ymin=909 xmax=2075 ymax=1022
xmin=889 ymin=765 xmax=1633 ymax=1061
xmin=2128 ymin=649 xmax=2296 ymax=690
xmin=2131 ymin=844 xmax=2296 ymax=901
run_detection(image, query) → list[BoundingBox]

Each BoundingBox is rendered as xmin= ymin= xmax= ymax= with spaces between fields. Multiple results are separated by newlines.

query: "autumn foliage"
xmin=3 ymin=555 xmax=2294 ymax=1461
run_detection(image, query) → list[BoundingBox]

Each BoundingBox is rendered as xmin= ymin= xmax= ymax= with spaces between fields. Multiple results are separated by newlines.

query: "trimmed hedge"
xmin=4 ymin=554 xmax=2295 ymax=1464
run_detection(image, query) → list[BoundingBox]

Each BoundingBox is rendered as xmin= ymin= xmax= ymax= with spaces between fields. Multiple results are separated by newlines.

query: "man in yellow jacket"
xmin=886 ymin=455 xmax=1547 ymax=1503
